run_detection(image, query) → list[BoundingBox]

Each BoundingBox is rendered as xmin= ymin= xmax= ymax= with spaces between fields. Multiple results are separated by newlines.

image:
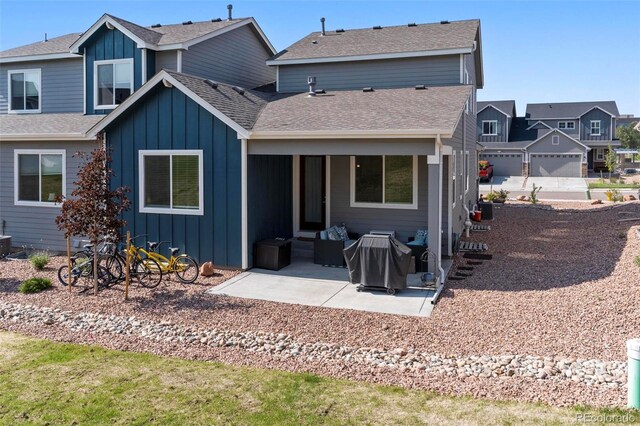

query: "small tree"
xmin=617 ymin=123 xmax=640 ymax=162
xmin=604 ymin=144 xmax=617 ymax=182
xmin=56 ymin=135 xmax=130 ymax=294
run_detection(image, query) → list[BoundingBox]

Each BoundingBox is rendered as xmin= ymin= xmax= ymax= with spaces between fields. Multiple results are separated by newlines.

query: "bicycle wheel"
xmin=133 ymin=257 xmax=163 ymax=288
xmin=174 ymin=255 xmax=199 ymax=284
xmin=102 ymin=255 xmax=124 ymax=283
xmin=57 ymin=264 xmax=78 ymax=287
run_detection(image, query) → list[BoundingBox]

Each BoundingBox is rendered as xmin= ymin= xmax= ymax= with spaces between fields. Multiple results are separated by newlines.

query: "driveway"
xmin=524 ymin=177 xmax=587 ymax=192
xmin=480 ymin=176 xmax=588 ymax=200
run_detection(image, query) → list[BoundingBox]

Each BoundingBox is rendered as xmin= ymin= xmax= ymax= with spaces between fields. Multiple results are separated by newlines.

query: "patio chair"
xmin=314 ymin=231 xmax=359 ymax=267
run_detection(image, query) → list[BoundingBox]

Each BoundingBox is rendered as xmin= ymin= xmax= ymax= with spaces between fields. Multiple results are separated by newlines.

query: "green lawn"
xmin=0 ymin=332 xmax=636 ymax=425
xmin=588 ymin=182 xmax=640 ymax=189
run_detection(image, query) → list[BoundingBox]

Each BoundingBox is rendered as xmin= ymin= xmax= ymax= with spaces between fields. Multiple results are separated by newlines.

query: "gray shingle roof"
xmin=478 ymin=100 xmax=516 ymax=117
xmin=508 ymin=117 xmax=538 ymax=142
xmin=270 ymin=19 xmax=479 ymax=62
xmin=526 ymin=101 xmax=619 ymax=119
xmin=253 ymin=85 xmax=471 ymax=133
xmin=0 ymin=113 xmax=104 ymax=137
xmin=0 ymin=33 xmax=81 ymax=59
xmin=616 ymin=117 xmax=639 ymax=128
xmin=165 ymin=71 xmax=271 ymax=130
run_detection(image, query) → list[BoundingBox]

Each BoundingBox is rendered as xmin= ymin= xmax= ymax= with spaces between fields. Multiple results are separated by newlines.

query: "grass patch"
xmin=18 ymin=278 xmax=52 ymax=294
xmin=0 ymin=332 xmax=636 ymax=425
xmin=635 ymin=256 xmax=640 ymax=268
xmin=588 ymin=182 xmax=640 ymax=189
xmin=29 ymin=251 xmax=50 ymax=271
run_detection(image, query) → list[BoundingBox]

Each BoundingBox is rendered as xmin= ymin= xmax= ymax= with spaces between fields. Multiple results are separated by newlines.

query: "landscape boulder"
xmin=623 ymin=195 xmax=637 ymax=201
xmin=199 ymin=261 xmax=215 ymax=277
xmin=591 ymin=199 xmax=603 ymax=205
xmin=516 ymin=195 xmax=526 ymax=201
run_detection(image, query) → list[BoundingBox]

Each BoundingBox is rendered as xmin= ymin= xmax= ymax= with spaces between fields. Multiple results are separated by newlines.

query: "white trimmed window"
xmin=350 ymin=155 xmax=418 ymax=209
xmin=464 ymin=151 xmax=470 ymax=193
xmin=596 ymin=148 xmax=605 ymax=161
xmin=552 ymin=135 xmax=560 ymax=145
xmin=482 ymin=120 xmax=497 ymax=135
xmin=14 ymin=150 xmax=65 ymax=206
xmin=94 ymin=58 xmax=134 ymax=109
xmin=590 ymin=120 xmax=601 ymax=136
xmin=139 ymin=150 xmax=204 ymax=215
xmin=8 ymin=69 xmax=41 ymax=113
xmin=558 ymin=121 xmax=575 ymax=130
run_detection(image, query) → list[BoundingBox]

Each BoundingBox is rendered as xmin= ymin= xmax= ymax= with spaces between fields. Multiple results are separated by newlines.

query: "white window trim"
xmin=590 ymin=120 xmax=601 ymax=136
xmin=595 ymin=148 xmax=605 ymax=161
xmin=94 ymin=58 xmax=134 ymax=110
xmin=464 ymin=151 xmax=470 ymax=193
xmin=138 ymin=150 xmax=204 ymax=216
xmin=552 ymin=135 xmax=560 ymax=145
xmin=558 ymin=121 xmax=575 ymax=130
xmin=452 ymin=152 xmax=457 ymax=207
xmin=7 ymin=69 xmax=42 ymax=114
xmin=482 ymin=120 xmax=498 ymax=136
xmin=14 ymin=149 xmax=66 ymax=207
xmin=349 ymin=155 xmax=418 ymax=210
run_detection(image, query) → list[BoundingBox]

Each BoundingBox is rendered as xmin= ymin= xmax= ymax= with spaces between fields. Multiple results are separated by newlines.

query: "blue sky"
xmin=1 ymin=0 xmax=639 ymax=115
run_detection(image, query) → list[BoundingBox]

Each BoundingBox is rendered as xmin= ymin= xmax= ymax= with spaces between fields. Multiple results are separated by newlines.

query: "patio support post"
xmin=427 ymin=149 xmax=443 ymax=280
xmin=241 ymin=138 xmax=248 ymax=270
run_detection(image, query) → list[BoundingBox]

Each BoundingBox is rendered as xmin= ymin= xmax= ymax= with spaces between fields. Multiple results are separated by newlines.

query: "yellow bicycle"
xmin=141 ymin=241 xmax=200 ymax=283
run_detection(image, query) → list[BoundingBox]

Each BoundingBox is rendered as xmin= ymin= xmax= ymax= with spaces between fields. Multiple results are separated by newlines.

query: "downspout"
xmin=461 ymin=106 xmax=473 ymax=237
xmin=435 ymin=134 xmax=445 ymax=285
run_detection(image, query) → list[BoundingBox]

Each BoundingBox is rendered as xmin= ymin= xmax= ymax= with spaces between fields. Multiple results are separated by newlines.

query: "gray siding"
xmin=182 ymin=25 xmax=275 ymax=89
xmin=580 ymin=108 xmax=614 ymax=141
xmin=527 ymin=132 xmax=586 ymax=154
xmin=0 ymin=58 xmax=84 ymax=114
xmin=329 ymin=155 xmax=428 ymax=242
xmin=155 ymin=50 xmax=177 ymax=71
xmin=0 ymin=140 xmax=96 ymax=252
xmin=278 ymin=55 xmax=461 ymax=93
xmin=536 ymin=119 xmax=579 ymax=136
xmin=477 ymin=106 xmax=509 ymax=142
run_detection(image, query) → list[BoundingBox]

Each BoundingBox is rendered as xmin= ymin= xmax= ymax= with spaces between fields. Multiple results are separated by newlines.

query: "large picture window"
xmin=350 ymin=155 xmax=417 ymax=209
xmin=14 ymin=150 xmax=65 ymax=206
xmin=94 ymin=59 xmax=133 ymax=109
xmin=139 ymin=150 xmax=203 ymax=215
xmin=8 ymin=69 xmax=41 ymax=113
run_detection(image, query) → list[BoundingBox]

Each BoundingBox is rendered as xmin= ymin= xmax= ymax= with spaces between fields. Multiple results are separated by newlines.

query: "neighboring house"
xmin=0 ymin=10 xmax=277 ymax=252
xmin=478 ymin=100 xmax=623 ymax=177
xmin=2 ymin=15 xmax=483 ymax=283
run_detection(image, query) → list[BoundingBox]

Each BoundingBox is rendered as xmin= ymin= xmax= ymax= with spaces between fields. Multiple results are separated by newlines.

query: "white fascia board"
xmin=87 ymin=71 xmax=250 ymax=139
xmin=70 ymin=14 xmax=153 ymax=53
xmin=477 ymin=104 xmax=511 ymax=118
xmin=0 ymin=133 xmax=96 ymax=141
xmin=525 ymin=120 xmax=552 ymax=130
xmin=577 ymin=105 xmax=616 ymax=118
xmin=0 ymin=52 xmax=80 ymax=64
xmin=266 ymin=47 xmax=473 ymax=66
xmin=523 ymin=128 xmax=590 ymax=150
xmin=248 ymin=129 xmax=453 ymax=140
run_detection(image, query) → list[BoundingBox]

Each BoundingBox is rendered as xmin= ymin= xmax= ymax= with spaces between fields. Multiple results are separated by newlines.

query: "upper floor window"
xmin=139 ymin=150 xmax=204 ymax=215
xmin=590 ymin=120 xmax=601 ymax=136
xmin=94 ymin=59 xmax=133 ymax=109
xmin=558 ymin=121 xmax=575 ymax=130
xmin=350 ymin=155 xmax=418 ymax=209
xmin=482 ymin=120 xmax=497 ymax=136
xmin=8 ymin=69 xmax=41 ymax=113
xmin=14 ymin=150 xmax=65 ymax=207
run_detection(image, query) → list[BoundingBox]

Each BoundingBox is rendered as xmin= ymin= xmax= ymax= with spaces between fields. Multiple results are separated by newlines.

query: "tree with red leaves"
xmin=56 ymin=134 xmax=130 ymax=294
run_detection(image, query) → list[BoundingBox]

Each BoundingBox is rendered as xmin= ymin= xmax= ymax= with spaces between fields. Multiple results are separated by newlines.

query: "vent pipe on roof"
xmin=44 ymin=33 xmax=48 ymax=42
xmin=320 ymin=17 xmax=326 ymax=36
xmin=227 ymin=4 xmax=233 ymax=21
xmin=307 ymin=76 xmax=317 ymax=97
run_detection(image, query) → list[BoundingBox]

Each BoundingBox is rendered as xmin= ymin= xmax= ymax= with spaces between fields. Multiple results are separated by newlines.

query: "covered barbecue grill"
xmin=343 ymin=234 xmax=412 ymax=294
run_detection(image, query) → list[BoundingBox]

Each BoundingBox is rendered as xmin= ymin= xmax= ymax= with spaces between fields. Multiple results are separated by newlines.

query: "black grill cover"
xmin=343 ymin=235 xmax=412 ymax=290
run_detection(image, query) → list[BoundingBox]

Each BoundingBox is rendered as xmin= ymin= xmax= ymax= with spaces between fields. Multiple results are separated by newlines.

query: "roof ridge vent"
xmin=373 ymin=25 xmax=382 ymax=30
xmin=204 ymin=79 xmax=219 ymax=89
xmin=336 ymin=28 xmax=345 ymax=33
xmin=408 ymin=23 xmax=417 ymax=27
xmin=182 ymin=20 xmax=193 ymax=25
xmin=211 ymin=18 xmax=222 ymax=22
xmin=151 ymin=24 xmax=162 ymax=28
xmin=362 ymin=87 xmax=374 ymax=92
xmin=440 ymin=20 xmax=450 ymax=24
xmin=232 ymin=85 xmax=245 ymax=95
xmin=415 ymin=84 xmax=427 ymax=90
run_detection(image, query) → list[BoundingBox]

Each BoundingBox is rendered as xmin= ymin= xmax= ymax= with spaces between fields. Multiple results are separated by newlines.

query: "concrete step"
xmin=291 ymin=238 xmax=314 ymax=259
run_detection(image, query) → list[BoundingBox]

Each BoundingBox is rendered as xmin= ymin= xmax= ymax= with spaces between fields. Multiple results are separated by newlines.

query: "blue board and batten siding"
xmin=83 ymin=25 xmax=151 ymax=114
xmin=105 ymin=85 xmax=242 ymax=267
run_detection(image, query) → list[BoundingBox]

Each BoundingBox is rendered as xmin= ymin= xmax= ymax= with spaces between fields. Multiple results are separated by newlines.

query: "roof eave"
xmin=0 ymin=133 xmax=96 ymax=141
xmin=266 ymin=47 xmax=473 ymax=66
xmin=70 ymin=14 xmax=156 ymax=53
xmin=0 ymin=52 xmax=80 ymax=64
xmin=248 ymin=129 xmax=454 ymax=140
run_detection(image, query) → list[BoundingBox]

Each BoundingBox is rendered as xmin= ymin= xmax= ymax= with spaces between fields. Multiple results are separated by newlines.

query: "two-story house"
xmin=477 ymin=100 xmax=622 ymax=177
xmin=0 ymin=10 xmax=276 ymax=252
xmin=2 ymin=15 xmax=483 ymax=282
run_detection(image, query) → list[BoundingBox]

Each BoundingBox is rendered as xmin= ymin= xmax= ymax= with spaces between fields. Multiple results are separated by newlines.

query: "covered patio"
xmin=208 ymin=258 xmax=453 ymax=317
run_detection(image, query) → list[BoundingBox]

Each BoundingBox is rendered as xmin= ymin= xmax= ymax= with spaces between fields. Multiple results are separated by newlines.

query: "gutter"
xmin=0 ymin=133 xmax=96 ymax=141
xmin=248 ymin=129 xmax=454 ymax=140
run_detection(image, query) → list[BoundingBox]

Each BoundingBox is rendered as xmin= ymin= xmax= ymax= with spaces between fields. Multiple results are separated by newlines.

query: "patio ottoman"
xmin=254 ymin=239 xmax=291 ymax=271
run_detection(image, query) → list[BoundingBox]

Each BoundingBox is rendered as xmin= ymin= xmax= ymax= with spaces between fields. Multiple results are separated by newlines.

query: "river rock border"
xmin=0 ymin=302 xmax=626 ymax=388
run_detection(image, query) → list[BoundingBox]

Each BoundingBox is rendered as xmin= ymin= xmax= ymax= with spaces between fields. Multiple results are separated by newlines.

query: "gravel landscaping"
xmin=1 ymin=201 xmax=639 ymax=407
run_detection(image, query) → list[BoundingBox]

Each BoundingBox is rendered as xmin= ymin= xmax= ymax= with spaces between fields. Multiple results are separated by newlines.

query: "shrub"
xmin=484 ymin=189 xmax=509 ymax=203
xmin=19 ymin=277 xmax=52 ymax=294
xmin=635 ymin=256 xmax=640 ymax=268
xmin=530 ymin=183 xmax=542 ymax=204
xmin=29 ymin=251 xmax=50 ymax=270
xmin=605 ymin=189 xmax=623 ymax=202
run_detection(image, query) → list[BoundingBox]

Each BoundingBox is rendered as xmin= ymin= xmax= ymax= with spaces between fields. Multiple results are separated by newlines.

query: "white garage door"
xmin=479 ymin=153 xmax=523 ymax=176
xmin=530 ymin=154 xmax=581 ymax=177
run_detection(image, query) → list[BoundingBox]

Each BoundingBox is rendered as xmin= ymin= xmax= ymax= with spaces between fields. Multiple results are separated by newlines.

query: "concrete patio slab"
xmin=208 ymin=259 xmax=452 ymax=317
